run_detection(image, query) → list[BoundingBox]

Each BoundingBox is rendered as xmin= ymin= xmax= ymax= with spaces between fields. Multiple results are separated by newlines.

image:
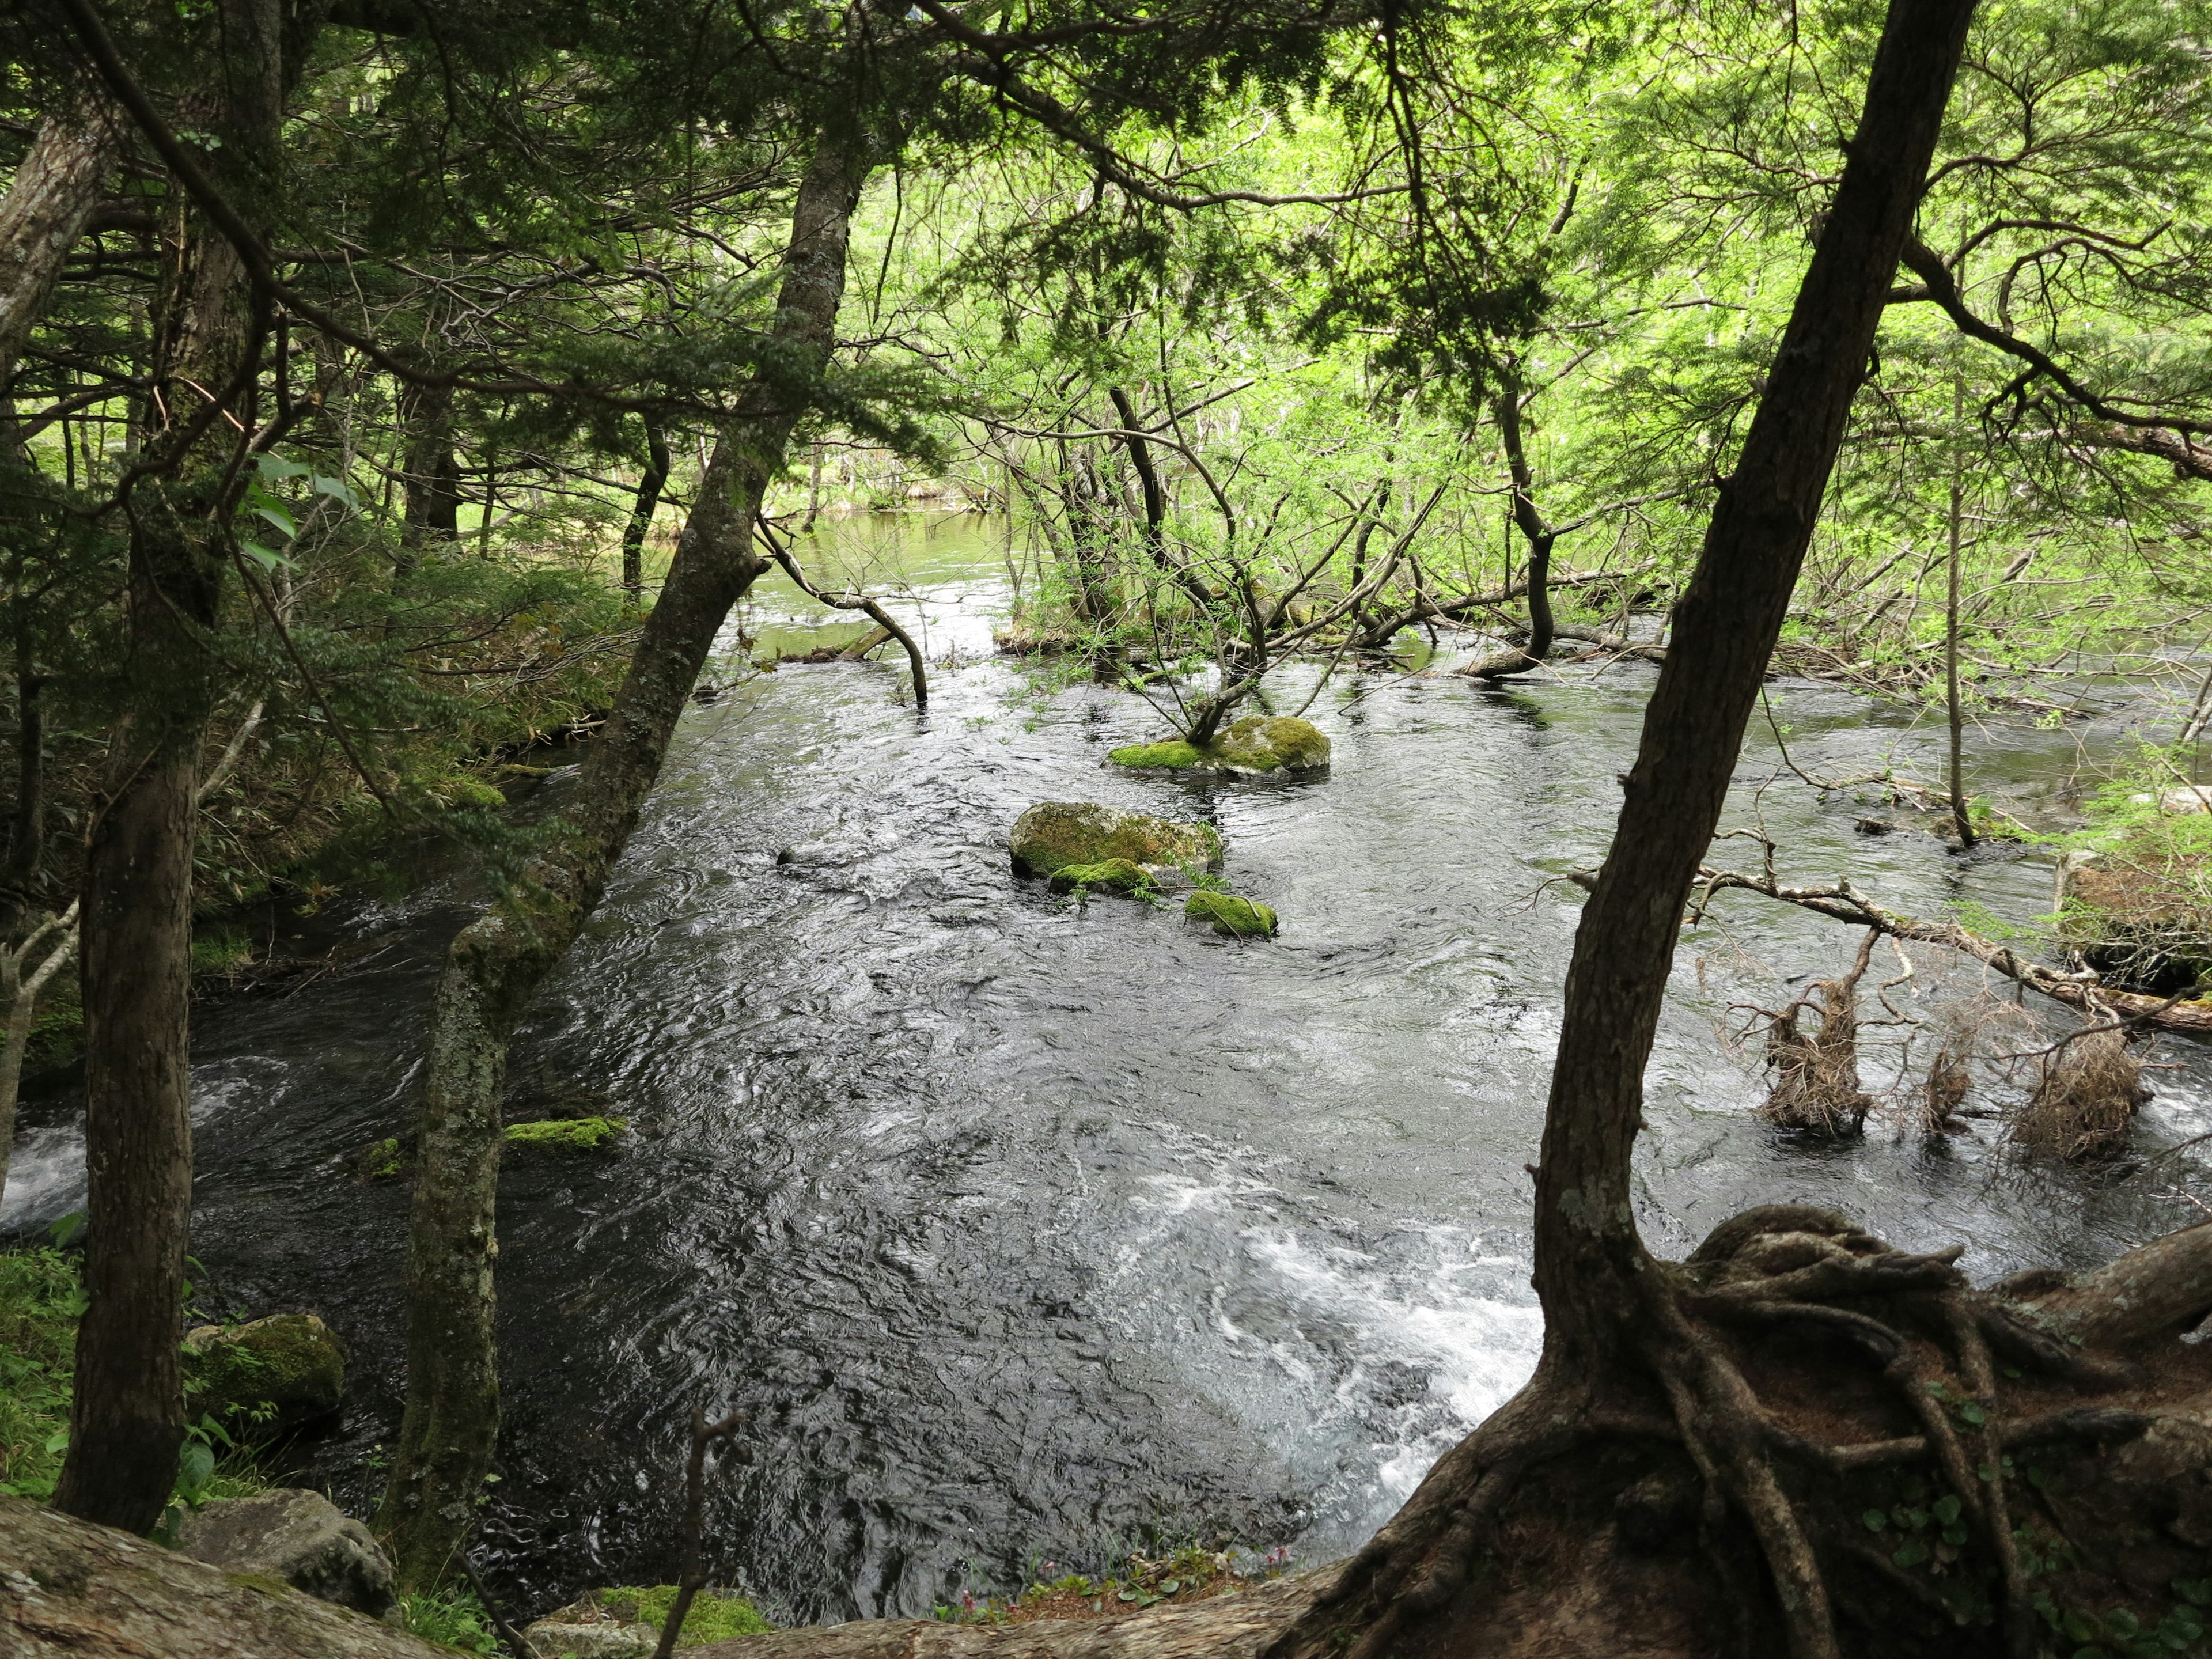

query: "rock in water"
xmin=1108 ymin=716 xmax=1331 ymax=777
xmin=1009 ymin=802 xmax=1222 ymax=881
xmin=184 ymin=1312 xmax=347 ymax=1433
xmin=176 ymin=1489 xmax=396 ymax=1620
xmin=1185 ymin=891 xmax=1278 ymax=939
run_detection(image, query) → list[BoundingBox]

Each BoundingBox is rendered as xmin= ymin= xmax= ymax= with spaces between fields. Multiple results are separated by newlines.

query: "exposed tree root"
xmin=1256 ymin=1210 xmax=2212 ymax=1659
xmin=1755 ymin=930 xmax=1878 ymax=1136
xmin=2009 ymin=1023 xmax=2149 ymax=1164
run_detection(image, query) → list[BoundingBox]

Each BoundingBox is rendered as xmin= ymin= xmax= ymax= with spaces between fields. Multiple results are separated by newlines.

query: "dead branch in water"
xmin=1749 ymin=929 xmax=1879 ymax=1135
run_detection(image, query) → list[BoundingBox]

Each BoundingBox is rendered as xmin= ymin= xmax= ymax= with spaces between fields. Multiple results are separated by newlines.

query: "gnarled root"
xmin=1756 ymin=933 xmax=1878 ymax=1137
xmin=1261 ymin=1209 xmax=2212 ymax=1659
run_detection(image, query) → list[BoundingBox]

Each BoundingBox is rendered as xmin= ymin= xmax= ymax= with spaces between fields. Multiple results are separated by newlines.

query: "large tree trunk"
xmin=0 ymin=89 xmax=122 ymax=396
xmin=1265 ymin=6 xmax=1983 ymax=1657
xmin=52 ymin=0 xmax=294 ymax=1537
xmin=396 ymin=376 xmax=461 ymax=576
xmin=374 ymin=120 xmax=873 ymax=1589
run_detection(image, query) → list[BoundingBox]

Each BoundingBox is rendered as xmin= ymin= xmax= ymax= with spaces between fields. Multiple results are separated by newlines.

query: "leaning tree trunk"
xmin=1265 ymin=6 xmax=1983 ymax=1658
xmin=53 ymin=0 xmax=297 ymax=1537
xmin=374 ymin=120 xmax=874 ymax=1589
xmin=0 ymin=86 xmax=122 ymax=397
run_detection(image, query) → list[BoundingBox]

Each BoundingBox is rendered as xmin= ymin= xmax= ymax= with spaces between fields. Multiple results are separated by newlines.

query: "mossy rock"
xmin=1009 ymin=801 xmax=1222 ymax=882
xmin=183 ymin=1312 xmax=347 ymax=1433
xmin=1109 ymin=716 xmax=1330 ymax=778
xmin=354 ymin=1137 xmax=406 ymax=1181
xmin=525 ymin=1586 xmax=774 ymax=1656
xmin=1186 ymin=891 xmax=1278 ymax=939
xmin=504 ymin=1115 xmax=628 ymax=1152
xmin=1046 ymin=858 xmax=1156 ymax=896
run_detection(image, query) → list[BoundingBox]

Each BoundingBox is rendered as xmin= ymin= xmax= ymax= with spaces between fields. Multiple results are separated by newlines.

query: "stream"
xmin=6 ymin=510 xmax=2210 ymax=1622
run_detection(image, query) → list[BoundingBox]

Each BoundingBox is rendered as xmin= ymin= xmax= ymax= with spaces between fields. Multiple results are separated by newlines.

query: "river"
xmin=4 ymin=511 xmax=2208 ymax=1622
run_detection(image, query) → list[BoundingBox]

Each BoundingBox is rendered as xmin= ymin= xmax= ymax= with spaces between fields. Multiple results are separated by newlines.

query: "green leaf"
xmin=43 ymin=1430 xmax=67 ymax=1454
xmin=2105 ymin=1609 xmax=2139 ymax=1641
xmin=1158 ymin=1581 xmax=1179 ymax=1596
xmin=1893 ymin=1541 xmax=1930 ymax=1569
xmin=309 ymin=473 xmax=358 ymax=506
xmin=239 ymin=540 xmax=293 ymax=572
xmin=253 ymin=503 xmax=298 ymax=538
xmin=1862 ymin=1509 xmax=1888 ymax=1532
xmin=1958 ymin=1401 xmax=1988 ymax=1426
xmin=255 ymin=454 xmax=309 ymax=480
xmin=1933 ymin=1495 xmax=1962 ymax=1525
xmin=2065 ymin=1609 xmax=2104 ymax=1642
xmin=1941 ymin=1524 xmax=1969 ymax=1547
xmin=2175 ymin=1580 xmax=2212 ymax=1608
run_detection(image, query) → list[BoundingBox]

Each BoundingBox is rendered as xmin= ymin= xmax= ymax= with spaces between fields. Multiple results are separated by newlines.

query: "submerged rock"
xmin=1185 ymin=891 xmax=1278 ymax=939
xmin=183 ymin=1312 xmax=347 ymax=1433
xmin=176 ymin=1489 xmax=395 ymax=1620
xmin=1009 ymin=802 xmax=1222 ymax=882
xmin=1109 ymin=716 xmax=1330 ymax=778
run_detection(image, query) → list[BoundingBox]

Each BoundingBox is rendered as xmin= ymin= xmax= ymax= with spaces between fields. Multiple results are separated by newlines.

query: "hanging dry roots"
xmin=1260 ymin=1207 xmax=2212 ymax=1659
xmin=2009 ymin=1024 xmax=2149 ymax=1164
xmin=1918 ymin=1040 xmax=1972 ymax=1135
xmin=1759 ymin=932 xmax=1877 ymax=1137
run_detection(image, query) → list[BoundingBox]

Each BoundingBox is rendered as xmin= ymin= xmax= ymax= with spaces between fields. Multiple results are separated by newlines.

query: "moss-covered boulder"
xmin=183 ymin=1313 xmax=347 ymax=1433
xmin=1009 ymin=802 xmax=1222 ymax=882
xmin=1109 ymin=716 xmax=1330 ymax=778
xmin=1185 ymin=891 xmax=1278 ymax=939
xmin=504 ymin=1115 xmax=628 ymax=1152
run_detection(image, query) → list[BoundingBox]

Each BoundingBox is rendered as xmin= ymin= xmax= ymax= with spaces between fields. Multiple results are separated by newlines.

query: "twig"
xmin=652 ymin=1407 xmax=748 ymax=1659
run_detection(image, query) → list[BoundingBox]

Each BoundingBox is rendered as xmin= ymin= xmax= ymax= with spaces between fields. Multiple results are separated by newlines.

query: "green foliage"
xmin=399 ymin=1586 xmax=503 ymax=1654
xmin=0 ymin=1247 xmax=83 ymax=1501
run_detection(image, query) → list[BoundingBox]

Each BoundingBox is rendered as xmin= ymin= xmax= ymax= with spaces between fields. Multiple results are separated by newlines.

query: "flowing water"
xmin=6 ymin=512 xmax=2210 ymax=1621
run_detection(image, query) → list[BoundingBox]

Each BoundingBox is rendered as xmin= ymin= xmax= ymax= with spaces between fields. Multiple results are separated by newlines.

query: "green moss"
xmin=1185 ymin=891 xmax=1278 ymax=939
xmin=599 ymin=1585 xmax=774 ymax=1643
xmin=1047 ymin=858 xmax=1156 ymax=896
xmin=184 ymin=1313 xmax=347 ymax=1429
xmin=1108 ymin=740 xmax=1207 ymax=769
xmin=358 ymin=1137 xmax=406 ymax=1180
xmin=1109 ymin=718 xmax=1329 ymax=778
xmin=503 ymin=1115 xmax=628 ymax=1152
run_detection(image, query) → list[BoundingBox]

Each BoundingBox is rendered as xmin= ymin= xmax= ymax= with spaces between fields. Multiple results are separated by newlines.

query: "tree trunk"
xmin=1266 ymin=6 xmax=1980 ymax=1655
xmin=1461 ymin=388 xmax=1556 ymax=680
xmin=397 ymin=376 xmax=461 ymax=577
xmin=0 ymin=89 xmax=122 ymax=395
xmin=375 ymin=119 xmax=874 ymax=1589
xmin=620 ymin=417 xmax=672 ymax=604
xmin=1945 ymin=403 xmax=1973 ymax=847
xmin=54 ymin=0 xmax=294 ymax=1536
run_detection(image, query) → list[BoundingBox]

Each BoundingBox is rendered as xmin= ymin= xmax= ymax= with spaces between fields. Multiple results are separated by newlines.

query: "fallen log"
xmin=690 ymin=1570 xmax=1335 ymax=1659
xmin=0 ymin=1498 xmax=445 ymax=1658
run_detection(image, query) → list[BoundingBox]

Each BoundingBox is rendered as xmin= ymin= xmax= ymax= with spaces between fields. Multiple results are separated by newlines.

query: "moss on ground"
xmin=1185 ymin=891 xmax=1278 ymax=939
xmin=597 ymin=1585 xmax=774 ymax=1643
xmin=503 ymin=1115 xmax=628 ymax=1152
xmin=1107 ymin=740 xmax=1206 ymax=770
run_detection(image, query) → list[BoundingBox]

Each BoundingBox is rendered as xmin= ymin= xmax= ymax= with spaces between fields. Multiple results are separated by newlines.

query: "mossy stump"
xmin=1109 ymin=716 xmax=1330 ymax=778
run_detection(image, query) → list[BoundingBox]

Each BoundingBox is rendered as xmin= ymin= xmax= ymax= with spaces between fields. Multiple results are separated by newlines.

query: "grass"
xmin=400 ymin=1587 xmax=503 ymax=1654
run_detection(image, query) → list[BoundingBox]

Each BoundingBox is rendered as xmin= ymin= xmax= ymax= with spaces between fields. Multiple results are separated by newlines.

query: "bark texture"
xmin=0 ymin=1498 xmax=448 ymax=1659
xmin=376 ymin=122 xmax=873 ymax=1588
xmin=0 ymin=91 xmax=122 ymax=394
xmin=55 ymin=0 xmax=297 ymax=1536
